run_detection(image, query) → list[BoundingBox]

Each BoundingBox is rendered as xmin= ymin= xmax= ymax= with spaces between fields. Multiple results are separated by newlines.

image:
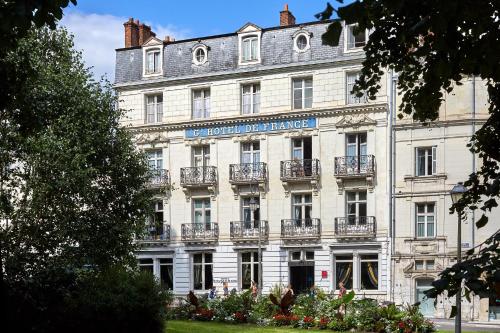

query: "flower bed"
xmin=168 ymin=287 xmax=435 ymax=333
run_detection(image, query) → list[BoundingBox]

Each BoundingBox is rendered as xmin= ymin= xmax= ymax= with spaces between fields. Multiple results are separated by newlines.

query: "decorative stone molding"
xmin=335 ymin=114 xmax=377 ymax=131
xmin=231 ymin=183 xmax=266 ymax=199
xmin=134 ymin=132 xmax=169 ymax=145
xmin=335 ymin=175 xmax=374 ymax=194
xmin=182 ymin=185 xmax=217 ymax=202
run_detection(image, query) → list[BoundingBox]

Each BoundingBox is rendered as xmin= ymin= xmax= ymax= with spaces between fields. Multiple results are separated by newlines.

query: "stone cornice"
xmin=394 ymin=117 xmax=488 ymax=130
xmin=126 ymin=103 xmax=388 ymax=135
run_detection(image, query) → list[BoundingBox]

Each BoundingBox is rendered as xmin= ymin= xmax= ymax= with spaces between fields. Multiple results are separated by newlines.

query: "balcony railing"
xmin=181 ymin=223 xmax=219 ymax=242
xmin=281 ymin=218 xmax=321 ymax=239
xmin=334 ymin=155 xmax=375 ymax=177
xmin=230 ymin=220 xmax=268 ymax=241
xmin=229 ymin=162 xmax=267 ymax=184
xmin=334 ymin=216 xmax=376 ymax=237
xmin=280 ymin=159 xmax=320 ymax=181
xmin=138 ymin=224 xmax=171 ymax=242
xmin=148 ymin=169 xmax=169 ymax=188
xmin=180 ymin=166 xmax=217 ymax=186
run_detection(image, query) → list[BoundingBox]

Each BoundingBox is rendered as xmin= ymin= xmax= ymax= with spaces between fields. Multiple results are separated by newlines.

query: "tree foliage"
xmin=0 ymin=27 xmax=151 ymax=281
xmin=317 ymin=0 xmax=500 ymax=305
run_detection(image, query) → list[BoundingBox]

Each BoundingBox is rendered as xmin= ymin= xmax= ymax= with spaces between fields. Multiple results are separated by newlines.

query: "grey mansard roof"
xmin=115 ymin=20 xmax=356 ymax=86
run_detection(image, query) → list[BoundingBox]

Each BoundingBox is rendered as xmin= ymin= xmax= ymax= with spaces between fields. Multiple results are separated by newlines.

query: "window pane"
xmin=336 ymin=261 xmax=353 ymax=289
xmin=427 ymin=204 xmax=435 ymax=213
xmin=415 ymin=260 xmax=424 ymax=270
xmin=242 ymin=263 xmax=251 ymax=289
xmin=204 ymin=264 xmax=213 ymax=290
xmin=205 ymin=253 xmax=213 ymax=263
xmin=360 ymin=261 xmax=378 ymax=290
xmin=160 ymin=264 xmax=173 ymax=289
xmin=426 ymin=260 xmax=435 ymax=270
xmin=193 ymin=264 xmax=202 ymax=290
xmin=427 ymin=221 xmax=434 ymax=237
xmin=417 ymin=204 xmax=425 ymax=214
xmin=305 ymin=251 xmax=314 ymax=260
xmin=242 ymin=252 xmax=251 ymax=262
xmin=292 ymin=252 xmax=301 ymax=261
xmin=193 ymin=254 xmax=202 ymax=263
xmin=417 ymin=223 xmax=425 ymax=237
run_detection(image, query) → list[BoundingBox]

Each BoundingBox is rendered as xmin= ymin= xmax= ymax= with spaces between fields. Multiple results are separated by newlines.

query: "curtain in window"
xmin=242 ymin=263 xmax=251 ymax=289
xmin=160 ymin=265 xmax=173 ymax=290
xmin=242 ymin=86 xmax=252 ymax=114
xmin=253 ymin=86 xmax=260 ymax=113
xmin=203 ymin=90 xmax=210 ymax=118
xmin=193 ymin=264 xmax=202 ymax=290
xmin=251 ymin=38 xmax=257 ymax=60
xmin=361 ymin=262 xmax=378 ymax=289
xmin=204 ymin=264 xmax=213 ymax=290
xmin=336 ymin=262 xmax=352 ymax=289
xmin=193 ymin=91 xmax=202 ymax=119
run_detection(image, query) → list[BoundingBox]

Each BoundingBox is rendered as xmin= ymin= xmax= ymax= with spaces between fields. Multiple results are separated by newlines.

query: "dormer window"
xmin=346 ymin=24 xmax=366 ymax=50
xmin=192 ymin=44 xmax=208 ymax=65
xmin=242 ymin=36 xmax=258 ymax=62
xmin=145 ymin=49 xmax=161 ymax=74
xmin=293 ymin=32 xmax=311 ymax=52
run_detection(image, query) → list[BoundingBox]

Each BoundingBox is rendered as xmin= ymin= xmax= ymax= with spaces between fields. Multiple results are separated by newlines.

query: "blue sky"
xmin=60 ymin=1 xmax=339 ymax=81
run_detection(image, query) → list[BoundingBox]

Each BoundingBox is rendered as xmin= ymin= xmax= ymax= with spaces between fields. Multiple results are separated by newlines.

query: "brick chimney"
xmin=280 ymin=4 xmax=296 ymax=26
xmin=138 ymin=22 xmax=156 ymax=45
xmin=124 ymin=18 xmax=139 ymax=47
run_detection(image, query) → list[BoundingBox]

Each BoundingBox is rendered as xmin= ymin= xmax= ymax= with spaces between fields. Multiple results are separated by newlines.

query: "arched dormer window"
xmin=192 ymin=44 xmax=208 ymax=65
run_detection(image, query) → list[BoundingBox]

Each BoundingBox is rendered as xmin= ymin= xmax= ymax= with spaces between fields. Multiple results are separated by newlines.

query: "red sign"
xmin=321 ymin=271 xmax=328 ymax=279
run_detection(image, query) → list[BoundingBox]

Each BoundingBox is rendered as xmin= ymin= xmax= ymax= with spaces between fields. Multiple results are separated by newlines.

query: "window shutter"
xmin=432 ymin=146 xmax=437 ymax=174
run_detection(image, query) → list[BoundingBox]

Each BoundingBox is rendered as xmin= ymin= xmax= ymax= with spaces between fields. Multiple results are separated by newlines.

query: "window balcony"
xmin=147 ymin=169 xmax=170 ymax=189
xmin=281 ymin=218 xmax=321 ymax=240
xmin=334 ymin=155 xmax=375 ymax=192
xmin=136 ymin=224 xmax=170 ymax=245
xmin=181 ymin=223 xmax=219 ymax=243
xmin=280 ymin=159 xmax=320 ymax=195
xmin=230 ymin=220 xmax=268 ymax=243
xmin=180 ymin=166 xmax=217 ymax=199
xmin=334 ymin=216 xmax=376 ymax=238
xmin=229 ymin=162 xmax=267 ymax=184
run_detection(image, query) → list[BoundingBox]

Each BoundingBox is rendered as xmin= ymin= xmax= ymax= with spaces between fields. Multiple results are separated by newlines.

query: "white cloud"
xmin=60 ymin=12 xmax=189 ymax=81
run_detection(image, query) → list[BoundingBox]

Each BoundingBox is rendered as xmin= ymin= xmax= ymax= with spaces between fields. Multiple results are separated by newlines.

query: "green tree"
xmin=317 ymin=0 xmax=500 ymax=309
xmin=1 ymin=27 xmax=151 ymax=281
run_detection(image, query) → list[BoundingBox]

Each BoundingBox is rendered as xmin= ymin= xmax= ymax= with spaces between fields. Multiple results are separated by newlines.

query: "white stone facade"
xmin=115 ymin=20 xmax=499 ymax=322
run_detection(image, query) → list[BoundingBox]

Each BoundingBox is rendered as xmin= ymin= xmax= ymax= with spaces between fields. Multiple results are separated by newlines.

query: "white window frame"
xmin=333 ymin=252 xmax=380 ymax=291
xmin=143 ymin=47 xmax=162 ymax=77
xmin=192 ymin=44 xmax=208 ymax=65
xmin=147 ymin=150 xmax=163 ymax=170
xmin=292 ymin=77 xmax=313 ymax=110
xmin=241 ymin=83 xmax=260 ymax=114
xmin=415 ymin=147 xmax=437 ymax=176
xmin=345 ymin=23 xmax=367 ymax=51
xmin=415 ymin=259 xmax=435 ymax=271
xmin=145 ymin=93 xmax=163 ymax=124
xmin=416 ymin=203 xmax=436 ymax=238
xmin=192 ymin=198 xmax=211 ymax=225
xmin=192 ymin=145 xmax=210 ymax=167
xmin=292 ymin=193 xmax=312 ymax=221
xmin=240 ymin=251 xmax=259 ymax=290
xmin=238 ymin=32 xmax=261 ymax=65
xmin=159 ymin=258 xmax=174 ymax=290
xmin=192 ymin=88 xmax=210 ymax=119
xmin=293 ymin=32 xmax=311 ymax=53
xmin=359 ymin=254 xmax=379 ymax=290
xmin=192 ymin=252 xmax=213 ymax=291
xmin=346 ymin=71 xmax=367 ymax=104
xmin=346 ymin=191 xmax=367 ymax=221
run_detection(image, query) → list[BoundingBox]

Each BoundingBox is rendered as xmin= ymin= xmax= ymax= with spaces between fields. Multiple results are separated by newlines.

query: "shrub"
xmin=209 ymin=290 xmax=253 ymax=322
xmin=347 ymin=298 xmax=381 ymax=331
xmin=249 ymin=295 xmax=278 ymax=324
xmin=327 ymin=315 xmax=355 ymax=332
xmin=292 ymin=293 xmax=318 ymax=317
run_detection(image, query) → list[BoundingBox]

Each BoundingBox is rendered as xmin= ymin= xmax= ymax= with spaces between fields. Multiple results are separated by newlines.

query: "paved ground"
xmin=433 ymin=318 xmax=500 ymax=332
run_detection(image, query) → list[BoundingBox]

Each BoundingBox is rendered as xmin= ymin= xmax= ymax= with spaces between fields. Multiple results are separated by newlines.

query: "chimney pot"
xmin=124 ymin=17 xmax=139 ymax=48
xmin=280 ymin=4 xmax=296 ymax=26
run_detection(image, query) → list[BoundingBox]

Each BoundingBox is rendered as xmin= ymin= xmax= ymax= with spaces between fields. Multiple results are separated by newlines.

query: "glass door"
xmin=346 ymin=133 xmax=367 ymax=173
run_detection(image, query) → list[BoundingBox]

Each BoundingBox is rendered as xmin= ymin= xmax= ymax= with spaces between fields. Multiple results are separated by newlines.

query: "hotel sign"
xmin=185 ymin=117 xmax=316 ymax=138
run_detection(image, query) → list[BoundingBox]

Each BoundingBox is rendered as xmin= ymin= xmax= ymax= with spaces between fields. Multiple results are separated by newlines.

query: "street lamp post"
xmin=248 ymin=195 xmax=262 ymax=294
xmin=450 ymin=182 xmax=466 ymax=333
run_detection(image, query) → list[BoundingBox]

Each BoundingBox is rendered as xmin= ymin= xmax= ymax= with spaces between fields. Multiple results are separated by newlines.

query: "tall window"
xmin=241 ymin=142 xmax=260 ymax=164
xmin=346 ymin=191 xmax=367 ymax=224
xmin=147 ymin=150 xmax=163 ymax=171
xmin=193 ymin=253 xmax=213 ymax=290
xmin=335 ymin=255 xmax=353 ymax=289
xmin=193 ymin=198 xmax=211 ymax=225
xmin=293 ymin=78 xmax=313 ymax=109
xmin=241 ymin=252 xmax=259 ymax=290
xmin=160 ymin=258 xmax=173 ymax=290
xmin=192 ymin=89 xmax=210 ymax=119
xmin=242 ymin=196 xmax=260 ymax=228
xmin=360 ymin=254 xmax=378 ymax=290
xmin=192 ymin=146 xmax=210 ymax=167
xmin=416 ymin=147 xmax=437 ymax=176
xmin=416 ymin=203 xmax=436 ymax=238
xmin=346 ymin=72 xmax=367 ymax=104
xmin=147 ymin=201 xmax=164 ymax=239
xmin=346 ymin=133 xmax=367 ymax=173
xmin=346 ymin=24 xmax=366 ymax=49
xmin=292 ymin=194 xmax=312 ymax=223
xmin=138 ymin=258 xmax=154 ymax=274
xmin=146 ymin=94 xmax=163 ymax=123
xmin=146 ymin=49 xmax=161 ymax=74
xmin=242 ymin=83 xmax=260 ymax=114
xmin=242 ymin=36 xmax=258 ymax=62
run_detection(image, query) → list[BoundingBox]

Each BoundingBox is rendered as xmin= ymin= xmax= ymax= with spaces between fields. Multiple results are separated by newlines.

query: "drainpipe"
xmin=470 ymin=76 xmax=477 ymax=319
xmin=388 ymin=69 xmax=397 ymax=302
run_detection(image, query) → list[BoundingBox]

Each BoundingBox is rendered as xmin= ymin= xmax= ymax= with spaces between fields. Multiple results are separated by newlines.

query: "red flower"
xmin=303 ymin=316 xmax=314 ymax=323
xmin=398 ymin=321 xmax=405 ymax=329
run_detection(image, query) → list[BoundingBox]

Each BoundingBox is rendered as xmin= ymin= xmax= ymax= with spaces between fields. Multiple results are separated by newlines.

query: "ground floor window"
xmin=334 ymin=252 xmax=379 ymax=290
xmin=289 ymin=250 xmax=315 ymax=294
xmin=193 ymin=253 xmax=213 ymax=290
xmin=241 ymin=252 xmax=259 ymax=290
xmin=138 ymin=258 xmax=154 ymax=274
xmin=160 ymin=258 xmax=173 ymax=290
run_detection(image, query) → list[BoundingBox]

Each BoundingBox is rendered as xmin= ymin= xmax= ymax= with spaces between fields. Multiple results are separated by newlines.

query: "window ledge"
xmin=344 ymin=47 xmax=365 ymax=54
xmin=404 ymin=173 xmax=447 ymax=182
xmin=239 ymin=60 xmax=261 ymax=66
xmin=143 ymin=72 xmax=162 ymax=79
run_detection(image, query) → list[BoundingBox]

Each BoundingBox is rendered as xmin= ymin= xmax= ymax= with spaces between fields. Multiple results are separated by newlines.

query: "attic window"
xmin=146 ymin=49 xmax=161 ymax=74
xmin=193 ymin=45 xmax=208 ymax=65
xmin=293 ymin=32 xmax=311 ymax=52
xmin=242 ymin=36 xmax=258 ymax=62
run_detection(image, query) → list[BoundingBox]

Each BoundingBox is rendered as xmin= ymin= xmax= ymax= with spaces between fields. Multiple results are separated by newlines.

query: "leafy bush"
xmin=347 ymin=298 xmax=381 ymax=331
xmin=209 ymin=290 xmax=253 ymax=322
xmin=292 ymin=293 xmax=318 ymax=317
xmin=249 ymin=295 xmax=277 ymax=324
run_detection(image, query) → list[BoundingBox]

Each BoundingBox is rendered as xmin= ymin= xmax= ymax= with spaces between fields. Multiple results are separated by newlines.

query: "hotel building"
xmin=114 ymin=6 xmax=499 ymax=321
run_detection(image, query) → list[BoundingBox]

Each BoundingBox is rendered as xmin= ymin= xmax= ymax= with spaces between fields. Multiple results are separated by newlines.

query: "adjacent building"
xmin=114 ymin=6 xmax=499 ymax=322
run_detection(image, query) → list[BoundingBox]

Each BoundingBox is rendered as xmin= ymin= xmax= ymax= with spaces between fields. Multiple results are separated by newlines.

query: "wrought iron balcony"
xmin=138 ymin=224 xmax=171 ymax=242
xmin=334 ymin=216 xmax=376 ymax=237
xmin=147 ymin=169 xmax=170 ymax=188
xmin=281 ymin=218 xmax=321 ymax=240
xmin=280 ymin=159 xmax=320 ymax=181
xmin=334 ymin=155 xmax=375 ymax=177
xmin=230 ymin=220 xmax=268 ymax=242
xmin=229 ymin=162 xmax=267 ymax=184
xmin=180 ymin=166 xmax=217 ymax=187
xmin=181 ymin=223 xmax=219 ymax=243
